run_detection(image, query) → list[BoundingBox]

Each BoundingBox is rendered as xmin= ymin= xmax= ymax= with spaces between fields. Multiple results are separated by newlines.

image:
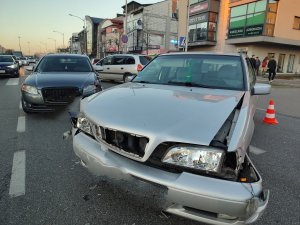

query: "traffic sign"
xmin=121 ymin=34 xmax=128 ymax=44
xmin=179 ymin=36 xmax=186 ymax=47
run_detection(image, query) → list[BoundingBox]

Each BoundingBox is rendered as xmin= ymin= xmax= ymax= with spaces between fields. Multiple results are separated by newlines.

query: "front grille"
xmin=42 ymin=87 xmax=79 ymax=103
xmin=93 ymin=125 xmax=149 ymax=158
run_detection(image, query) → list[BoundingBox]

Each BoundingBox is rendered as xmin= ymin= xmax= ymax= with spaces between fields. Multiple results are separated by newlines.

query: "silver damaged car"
xmin=71 ymin=53 xmax=270 ymax=225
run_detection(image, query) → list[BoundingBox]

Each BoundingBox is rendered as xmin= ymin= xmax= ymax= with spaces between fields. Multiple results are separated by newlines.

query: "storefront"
xmin=188 ymin=0 xmax=220 ymax=46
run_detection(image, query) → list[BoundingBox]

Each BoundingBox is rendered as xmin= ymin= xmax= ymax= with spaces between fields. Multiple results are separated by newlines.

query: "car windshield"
xmin=0 ymin=56 xmax=14 ymax=62
xmin=36 ymin=56 xmax=93 ymax=73
xmin=20 ymin=57 xmax=27 ymax=60
xmin=133 ymin=54 xmax=245 ymax=90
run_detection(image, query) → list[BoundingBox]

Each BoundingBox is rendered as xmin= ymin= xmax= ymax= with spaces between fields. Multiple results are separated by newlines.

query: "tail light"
xmin=137 ymin=64 xmax=143 ymax=72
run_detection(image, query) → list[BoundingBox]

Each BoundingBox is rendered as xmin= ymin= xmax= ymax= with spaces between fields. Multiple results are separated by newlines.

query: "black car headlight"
xmin=76 ymin=113 xmax=93 ymax=136
xmin=21 ymin=84 xmax=39 ymax=95
xmin=162 ymin=146 xmax=224 ymax=173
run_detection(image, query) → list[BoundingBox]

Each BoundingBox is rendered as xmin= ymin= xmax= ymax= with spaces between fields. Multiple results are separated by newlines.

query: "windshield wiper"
xmin=133 ymin=80 xmax=151 ymax=84
xmin=167 ymin=81 xmax=211 ymax=88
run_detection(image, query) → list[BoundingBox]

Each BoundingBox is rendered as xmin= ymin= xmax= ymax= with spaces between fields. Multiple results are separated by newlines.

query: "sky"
xmin=0 ymin=0 xmax=159 ymax=55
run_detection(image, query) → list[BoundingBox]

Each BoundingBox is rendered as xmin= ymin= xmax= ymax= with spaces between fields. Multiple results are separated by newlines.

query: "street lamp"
xmin=69 ymin=13 xmax=86 ymax=54
xmin=53 ymin=30 xmax=65 ymax=49
xmin=48 ymin=38 xmax=57 ymax=52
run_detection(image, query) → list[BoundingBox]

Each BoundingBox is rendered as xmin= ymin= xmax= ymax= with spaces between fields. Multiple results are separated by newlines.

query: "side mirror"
xmin=253 ymin=83 xmax=271 ymax=95
xmin=93 ymin=65 xmax=103 ymax=72
xmin=25 ymin=66 xmax=34 ymax=71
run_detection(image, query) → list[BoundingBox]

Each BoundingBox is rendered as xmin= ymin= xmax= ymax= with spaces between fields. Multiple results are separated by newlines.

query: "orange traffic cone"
xmin=263 ymin=99 xmax=278 ymax=125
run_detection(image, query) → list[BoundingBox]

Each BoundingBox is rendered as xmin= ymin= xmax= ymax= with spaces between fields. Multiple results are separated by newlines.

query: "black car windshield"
xmin=36 ymin=56 xmax=93 ymax=73
xmin=0 ymin=56 xmax=14 ymax=62
xmin=133 ymin=54 xmax=245 ymax=90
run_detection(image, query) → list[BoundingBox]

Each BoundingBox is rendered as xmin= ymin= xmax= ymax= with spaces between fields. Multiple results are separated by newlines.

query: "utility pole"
xmin=27 ymin=42 xmax=30 ymax=55
xmin=124 ymin=0 xmax=128 ymax=53
xmin=185 ymin=0 xmax=190 ymax=52
xmin=18 ymin=36 xmax=22 ymax=51
xmin=53 ymin=30 xmax=65 ymax=49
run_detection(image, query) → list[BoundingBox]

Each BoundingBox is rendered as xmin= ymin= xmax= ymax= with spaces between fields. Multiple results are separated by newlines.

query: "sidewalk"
xmin=257 ymin=75 xmax=300 ymax=88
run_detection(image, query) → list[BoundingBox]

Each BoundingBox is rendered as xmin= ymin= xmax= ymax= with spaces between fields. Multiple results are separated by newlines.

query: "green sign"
xmin=228 ymin=27 xmax=245 ymax=38
xmin=245 ymin=25 xmax=263 ymax=36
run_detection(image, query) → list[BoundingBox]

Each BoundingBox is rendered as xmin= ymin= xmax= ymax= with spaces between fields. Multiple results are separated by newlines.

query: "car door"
xmin=110 ymin=56 xmax=126 ymax=81
xmin=97 ymin=56 xmax=113 ymax=81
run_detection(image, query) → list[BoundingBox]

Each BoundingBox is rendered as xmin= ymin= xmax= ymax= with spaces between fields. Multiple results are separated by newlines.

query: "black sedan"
xmin=21 ymin=54 xmax=102 ymax=113
xmin=0 ymin=55 xmax=19 ymax=77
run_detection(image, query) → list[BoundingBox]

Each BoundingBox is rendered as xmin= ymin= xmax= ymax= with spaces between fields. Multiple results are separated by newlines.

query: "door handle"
xmin=121 ymin=67 xmax=124 ymax=70
xmin=107 ymin=67 xmax=110 ymax=70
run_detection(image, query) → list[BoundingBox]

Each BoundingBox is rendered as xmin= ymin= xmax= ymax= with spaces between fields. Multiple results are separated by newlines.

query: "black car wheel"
xmin=123 ymin=73 xmax=132 ymax=83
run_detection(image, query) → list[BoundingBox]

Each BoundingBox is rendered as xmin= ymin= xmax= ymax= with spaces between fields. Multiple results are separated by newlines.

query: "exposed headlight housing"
xmin=76 ymin=113 xmax=93 ymax=136
xmin=21 ymin=84 xmax=39 ymax=95
xmin=7 ymin=64 xmax=18 ymax=69
xmin=162 ymin=146 xmax=224 ymax=173
xmin=83 ymin=85 xmax=96 ymax=95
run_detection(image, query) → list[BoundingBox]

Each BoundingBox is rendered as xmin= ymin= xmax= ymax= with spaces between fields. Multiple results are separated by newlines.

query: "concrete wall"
xmin=274 ymin=0 xmax=300 ymax=40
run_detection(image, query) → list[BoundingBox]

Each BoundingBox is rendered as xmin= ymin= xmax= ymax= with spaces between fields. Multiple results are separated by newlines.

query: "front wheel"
xmin=123 ymin=73 xmax=132 ymax=83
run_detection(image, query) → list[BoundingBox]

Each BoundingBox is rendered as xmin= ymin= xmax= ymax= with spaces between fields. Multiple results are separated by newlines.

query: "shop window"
xmin=293 ymin=17 xmax=300 ymax=30
xmin=287 ymin=55 xmax=295 ymax=73
xmin=254 ymin=0 xmax=267 ymax=12
xmin=196 ymin=22 xmax=207 ymax=41
xmin=246 ymin=12 xmax=265 ymax=26
xmin=188 ymin=24 xmax=197 ymax=42
xmin=230 ymin=16 xmax=246 ymax=28
xmin=207 ymin=32 xmax=216 ymax=41
xmin=231 ymin=5 xmax=247 ymax=17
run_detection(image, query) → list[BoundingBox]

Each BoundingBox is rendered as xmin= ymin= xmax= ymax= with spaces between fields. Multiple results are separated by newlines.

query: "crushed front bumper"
xmin=73 ymin=132 xmax=269 ymax=225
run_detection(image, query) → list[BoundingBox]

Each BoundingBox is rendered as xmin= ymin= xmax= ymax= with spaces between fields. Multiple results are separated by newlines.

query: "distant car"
xmin=0 ymin=55 xmax=19 ymax=77
xmin=21 ymin=54 xmax=102 ymax=113
xmin=94 ymin=54 xmax=151 ymax=82
xmin=19 ymin=57 xmax=29 ymax=66
xmin=72 ymin=52 xmax=270 ymax=225
xmin=27 ymin=56 xmax=36 ymax=64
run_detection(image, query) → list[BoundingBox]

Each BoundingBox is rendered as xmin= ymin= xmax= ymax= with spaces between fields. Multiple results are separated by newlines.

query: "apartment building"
xmin=178 ymin=0 xmax=300 ymax=73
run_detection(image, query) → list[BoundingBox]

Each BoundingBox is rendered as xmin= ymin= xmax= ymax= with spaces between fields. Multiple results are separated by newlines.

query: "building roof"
xmin=86 ymin=16 xmax=104 ymax=25
xmin=121 ymin=1 xmax=152 ymax=9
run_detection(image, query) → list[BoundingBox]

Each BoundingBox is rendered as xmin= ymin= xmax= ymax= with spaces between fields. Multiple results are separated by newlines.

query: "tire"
xmin=123 ymin=73 xmax=132 ymax=83
xmin=21 ymin=97 xmax=32 ymax=113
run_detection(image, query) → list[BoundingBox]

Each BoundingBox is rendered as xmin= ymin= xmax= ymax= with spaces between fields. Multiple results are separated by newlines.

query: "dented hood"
xmin=84 ymin=83 xmax=245 ymax=146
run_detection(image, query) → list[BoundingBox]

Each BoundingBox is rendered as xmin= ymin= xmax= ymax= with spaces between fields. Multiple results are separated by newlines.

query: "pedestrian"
xmin=261 ymin=57 xmax=268 ymax=77
xmin=267 ymin=56 xmax=277 ymax=83
xmin=250 ymin=55 xmax=256 ymax=69
xmin=255 ymin=57 xmax=261 ymax=76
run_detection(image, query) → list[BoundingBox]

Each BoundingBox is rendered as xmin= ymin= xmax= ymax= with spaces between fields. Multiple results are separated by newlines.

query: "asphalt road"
xmin=0 ymin=70 xmax=299 ymax=225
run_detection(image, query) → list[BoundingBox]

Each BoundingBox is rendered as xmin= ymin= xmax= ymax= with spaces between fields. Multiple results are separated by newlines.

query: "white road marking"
xmin=19 ymin=101 xmax=22 ymax=110
xmin=250 ymin=146 xmax=266 ymax=155
xmin=256 ymin=108 xmax=266 ymax=112
xmin=6 ymin=78 xmax=19 ymax=86
xmin=9 ymin=151 xmax=26 ymax=197
xmin=16 ymin=116 xmax=26 ymax=132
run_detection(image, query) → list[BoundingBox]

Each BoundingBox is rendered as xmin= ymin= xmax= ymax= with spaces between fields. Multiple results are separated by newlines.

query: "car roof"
xmin=107 ymin=54 xmax=147 ymax=57
xmin=45 ymin=53 xmax=90 ymax=58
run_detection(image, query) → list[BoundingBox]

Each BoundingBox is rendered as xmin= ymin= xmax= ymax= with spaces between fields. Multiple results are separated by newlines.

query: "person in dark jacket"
xmin=255 ymin=57 xmax=261 ymax=76
xmin=267 ymin=56 xmax=277 ymax=83
xmin=250 ymin=55 xmax=256 ymax=69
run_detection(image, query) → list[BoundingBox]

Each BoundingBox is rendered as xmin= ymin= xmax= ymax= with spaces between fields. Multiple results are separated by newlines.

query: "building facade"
xmin=86 ymin=16 xmax=104 ymax=58
xmin=178 ymin=0 xmax=300 ymax=74
xmin=123 ymin=0 xmax=178 ymax=55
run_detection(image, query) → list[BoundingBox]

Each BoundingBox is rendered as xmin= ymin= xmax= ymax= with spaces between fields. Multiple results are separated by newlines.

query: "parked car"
xmin=0 ymin=55 xmax=19 ymax=77
xmin=27 ymin=56 xmax=36 ymax=64
xmin=71 ymin=52 xmax=270 ymax=224
xmin=94 ymin=54 xmax=151 ymax=82
xmin=21 ymin=54 xmax=101 ymax=113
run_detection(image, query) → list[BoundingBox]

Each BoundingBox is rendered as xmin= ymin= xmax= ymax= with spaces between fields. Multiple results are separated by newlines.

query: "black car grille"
xmin=93 ymin=125 xmax=149 ymax=158
xmin=42 ymin=87 xmax=80 ymax=103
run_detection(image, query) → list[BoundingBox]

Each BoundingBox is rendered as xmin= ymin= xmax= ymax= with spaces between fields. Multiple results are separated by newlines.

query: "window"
xmin=246 ymin=58 xmax=255 ymax=86
xmin=287 ymin=55 xmax=295 ymax=73
xmin=112 ymin=56 xmax=126 ymax=65
xmin=293 ymin=17 xmax=300 ymax=30
xmin=139 ymin=56 xmax=151 ymax=65
xmin=126 ymin=57 xmax=135 ymax=65
xmin=102 ymin=56 xmax=112 ymax=65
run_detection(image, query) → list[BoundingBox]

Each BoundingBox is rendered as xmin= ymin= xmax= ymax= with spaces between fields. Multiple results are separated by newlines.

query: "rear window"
xmin=139 ymin=56 xmax=151 ymax=65
xmin=36 ymin=56 xmax=93 ymax=73
xmin=0 ymin=56 xmax=14 ymax=62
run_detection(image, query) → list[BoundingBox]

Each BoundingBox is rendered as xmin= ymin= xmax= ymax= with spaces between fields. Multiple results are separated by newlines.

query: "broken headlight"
xmin=76 ymin=113 xmax=93 ymax=136
xmin=162 ymin=146 xmax=224 ymax=173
